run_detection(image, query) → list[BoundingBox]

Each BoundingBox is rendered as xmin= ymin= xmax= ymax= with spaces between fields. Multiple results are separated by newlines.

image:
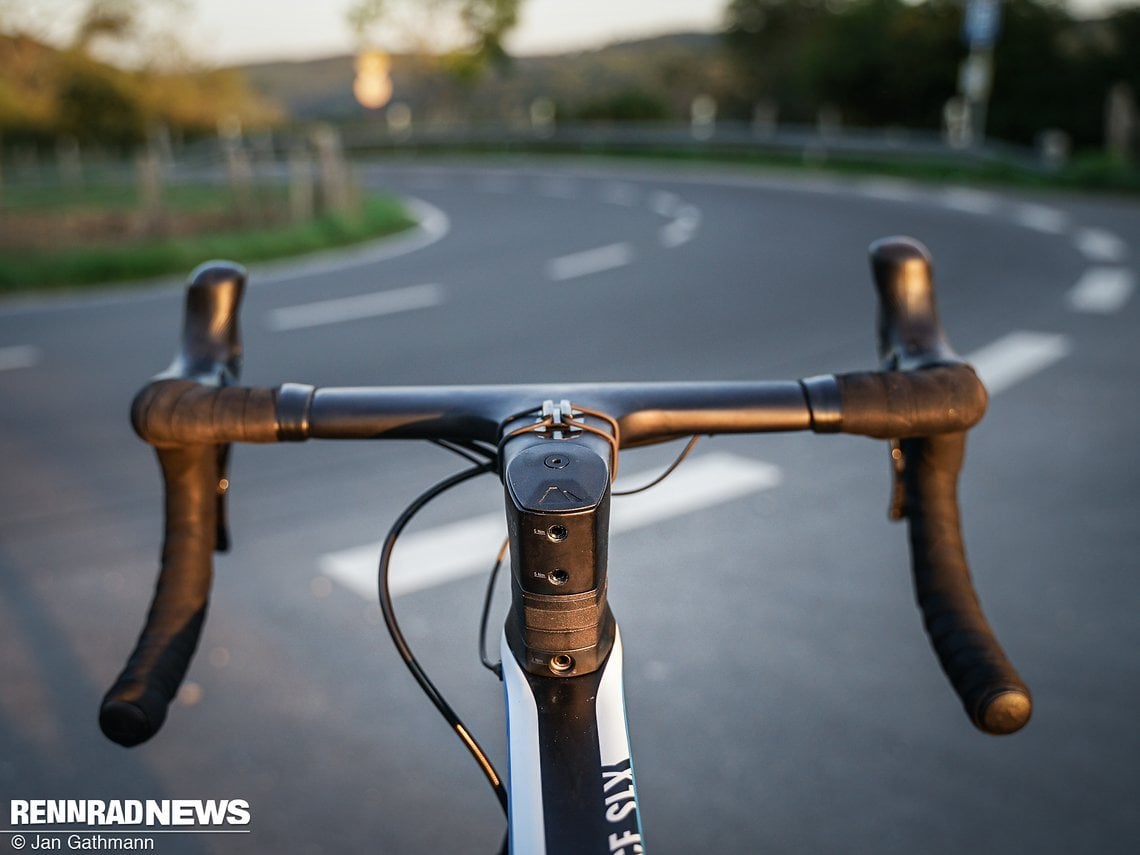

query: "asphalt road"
xmin=2 ymin=158 xmax=1138 ymax=854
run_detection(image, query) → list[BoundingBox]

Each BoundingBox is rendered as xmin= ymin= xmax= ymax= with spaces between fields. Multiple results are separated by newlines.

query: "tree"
xmin=346 ymin=0 xmax=521 ymax=76
xmin=723 ymin=0 xmax=831 ymax=122
xmin=808 ymin=0 xmax=962 ymax=130
xmin=723 ymin=0 xmax=1135 ymax=150
xmin=55 ymin=56 xmax=144 ymax=145
xmin=0 ymin=1 xmax=282 ymax=145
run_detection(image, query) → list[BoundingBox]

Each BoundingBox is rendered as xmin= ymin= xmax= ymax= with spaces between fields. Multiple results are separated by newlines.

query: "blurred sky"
xmin=180 ymin=0 xmax=1129 ymax=65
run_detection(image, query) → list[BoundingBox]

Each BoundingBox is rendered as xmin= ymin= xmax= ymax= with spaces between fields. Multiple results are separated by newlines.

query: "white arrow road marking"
xmin=320 ymin=452 xmax=781 ymax=599
xmin=267 ymin=283 xmax=444 ymax=331
xmin=966 ymin=331 xmax=1072 ymax=395
xmin=1066 ymin=267 xmax=1135 ymax=314
xmin=546 ymin=243 xmax=635 ymax=281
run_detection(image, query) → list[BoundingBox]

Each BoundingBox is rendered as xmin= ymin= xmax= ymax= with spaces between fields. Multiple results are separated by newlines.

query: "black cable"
xmin=377 ymin=460 xmax=508 ymax=813
xmin=612 ymin=435 xmax=701 ymax=496
xmin=431 ymin=438 xmax=497 ymax=465
xmin=384 ymin=435 xmax=698 ymax=829
xmin=479 ymin=538 xmax=510 ymax=678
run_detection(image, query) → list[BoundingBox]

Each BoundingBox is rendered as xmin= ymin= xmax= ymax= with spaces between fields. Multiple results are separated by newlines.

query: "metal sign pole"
xmin=960 ymin=0 xmax=1003 ymax=146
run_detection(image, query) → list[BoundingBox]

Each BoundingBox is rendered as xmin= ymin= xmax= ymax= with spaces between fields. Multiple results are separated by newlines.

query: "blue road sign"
xmin=964 ymin=0 xmax=1002 ymax=48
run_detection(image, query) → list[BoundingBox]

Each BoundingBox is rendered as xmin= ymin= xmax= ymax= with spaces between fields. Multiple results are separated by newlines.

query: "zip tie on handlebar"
xmin=498 ymin=399 xmax=621 ymax=478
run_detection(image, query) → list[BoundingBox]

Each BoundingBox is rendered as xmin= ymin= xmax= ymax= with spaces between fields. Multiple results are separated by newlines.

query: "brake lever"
xmin=157 ymin=262 xmax=245 ymax=554
xmin=872 ymin=236 xmax=954 ymax=525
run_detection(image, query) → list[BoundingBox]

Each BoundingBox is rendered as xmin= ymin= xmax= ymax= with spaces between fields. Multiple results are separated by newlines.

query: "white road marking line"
xmin=320 ymin=452 xmax=782 ymax=599
xmin=256 ymin=197 xmax=451 ymax=285
xmin=1013 ymin=203 xmax=1070 ymax=235
xmin=0 ymin=345 xmax=40 ymax=371
xmin=855 ymin=178 xmax=920 ymax=203
xmin=1074 ymin=228 xmax=1128 ymax=263
xmin=546 ymin=242 xmax=634 ymax=281
xmin=1067 ymin=267 xmax=1135 ymax=314
xmin=323 ymin=512 xmax=506 ymax=600
xmin=0 ymin=197 xmax=452 ymax=316
xmin=600 ymin=182 xmax=640 ymax=207
xmin=649 ymin=191 xmax=681 ymax=217
xmin=966 ymin=331 xmax=1072 ymax=395
xmin=266 ymin=283 xmax=445 ymax=331
xmin=941 ymin=187 xmax=1000 ymax=215
xmin=659 ymin=204 xmax=702 ymax=248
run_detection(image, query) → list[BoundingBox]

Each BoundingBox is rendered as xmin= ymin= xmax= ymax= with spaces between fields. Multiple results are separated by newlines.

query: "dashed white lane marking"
xmin=546 ymin=242 xmax=635 ymax=281
xmin=1067 ymin=267 xmax=1135 ymax=314
xmin=659 ymin=204 xmax=701 ymax=248
xmin=320 ymin=452 xmax=782 ymax=599
xmin=649 ymin=191 xmax=681 ymax=217
xmin=1074 ymin=228 xmax=1128 ymax=263
xmin=600 ymin=182 xmax=640 ymax=207
xmin=266 ymin=283 xmax=445 ymax=331
xmin=941 ymin=187 xmax=1000 ymax=215
xmin=966 ymin=331 xmax=1073 ymax=395
xmin=0 ymin=345 xmax=40 ymax=371
xmin=1013 ymin=203 xmax=1070 ymax=235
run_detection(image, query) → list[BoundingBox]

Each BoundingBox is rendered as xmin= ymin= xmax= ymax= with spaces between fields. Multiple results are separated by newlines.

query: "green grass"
xmin=0 ymin=178 xmax=297 ymax=213
xmin=0 ymin=194 xmax=415 ymax=293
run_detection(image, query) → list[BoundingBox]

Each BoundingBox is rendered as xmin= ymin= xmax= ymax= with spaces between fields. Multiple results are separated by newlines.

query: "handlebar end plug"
xmin=99 ymin=692 xmax=167 ymax=748
xmin=977 ymin=688 xmax=1032 ymax=736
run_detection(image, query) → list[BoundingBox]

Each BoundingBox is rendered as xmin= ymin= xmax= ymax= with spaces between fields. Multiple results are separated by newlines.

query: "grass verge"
xmin=0 ymin=193 xmax=416 ymax=294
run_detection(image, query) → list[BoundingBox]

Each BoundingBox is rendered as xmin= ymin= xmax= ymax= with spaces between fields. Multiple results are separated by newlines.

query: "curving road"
xmin=1 ymin=158 xmax=1138 ymax=854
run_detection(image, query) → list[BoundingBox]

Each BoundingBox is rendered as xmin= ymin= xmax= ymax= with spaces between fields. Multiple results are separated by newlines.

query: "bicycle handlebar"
xmin=99 ymin=263 xmax=244 ymax=746
xmin=865 ymin=237 xmax=1030 ymax=735
xmin=100 ymin=238 xmax=1030 ymax=748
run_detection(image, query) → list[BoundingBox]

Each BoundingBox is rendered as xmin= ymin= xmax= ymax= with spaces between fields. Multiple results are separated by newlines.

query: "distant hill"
xmin=235 ymin=32 xmax=736 ymax=125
